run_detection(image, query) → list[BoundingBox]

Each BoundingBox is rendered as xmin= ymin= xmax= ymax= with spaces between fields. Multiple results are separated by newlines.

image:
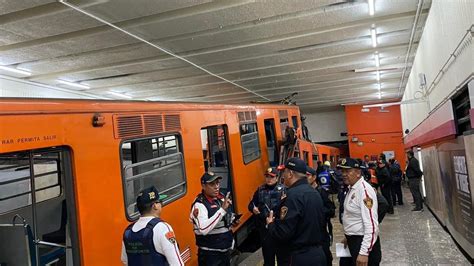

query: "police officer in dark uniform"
xmin=266 ymin=158 xmax=327 ymax=265
xmin=121 ymin=186 xmax=184 ymax=265
xmin=248 ymin=167 xmax=286 ymax=266
xmin=190 ymin=172 xmax=238 ymax=266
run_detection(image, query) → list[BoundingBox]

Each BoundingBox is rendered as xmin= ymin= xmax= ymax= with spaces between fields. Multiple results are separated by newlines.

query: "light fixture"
xmin=377 ymin=83 xmax=382 ymax=91
xmin=371 ymin=28 xmax=377 ymax=47
xmin=378 ymin=91 xmax=382 ymax=99
xmin=368 ymin=0 xmax=375 ymax=16
xmin=374 ymin=53 xmax=380 ymax=67
xmin=108 ymin=91 xmax=133 ymax=99
xmin=0 ymin=65 xmax=31 ymax=76
xmin=57 ymin=79 xmax=90 ymax=90
xmin=376 ymin=71 xmax=380 ymax=81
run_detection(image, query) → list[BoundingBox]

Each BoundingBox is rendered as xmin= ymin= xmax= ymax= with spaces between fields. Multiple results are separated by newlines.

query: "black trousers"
xmin=380 ymin=183 xmax=394 ymax=213
xmin=409 ymin=178 xmax=423 ymax=209
xmin=322 ymin=242 xmax=333 ymax=266
xmin=288 ymin=246 xmax=326 ymax=266
xmin=198 ymin=249 xmax=230 ymax=266
xmin=345 ymin=235 xmax=381 ymax=266
xmin=391 ymin=180 xmax=403 ymax=204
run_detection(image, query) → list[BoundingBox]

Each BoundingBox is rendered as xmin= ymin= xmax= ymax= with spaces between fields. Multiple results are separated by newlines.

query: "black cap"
xmin=201 ymin=172 xmax=223 ymax=184
xmin=278 ymin=157 xmax=308 ymax=174
xmin=265 ymin=167 xmax=278 ymax=177
xmin=136 ymin=186 xmax=167 ymax=207
xmin=306 ymin=166 xmax=317 ymax=176
xmin=337 ymin=157 xmax=362 ymax=169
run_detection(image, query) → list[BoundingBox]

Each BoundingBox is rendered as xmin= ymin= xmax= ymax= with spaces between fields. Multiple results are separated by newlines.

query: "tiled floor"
xmin=238 ymin=186 xmax=471 ymax=265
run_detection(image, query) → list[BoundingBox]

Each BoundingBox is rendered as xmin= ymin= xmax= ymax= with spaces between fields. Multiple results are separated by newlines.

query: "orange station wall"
xmin=345 ymin=104 xmax=406 ymax=169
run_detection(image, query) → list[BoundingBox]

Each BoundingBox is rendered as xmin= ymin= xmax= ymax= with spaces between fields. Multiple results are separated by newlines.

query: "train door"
xmin=0 ymin=147 xmax=80 ymax=265
xmin=264 ymin=119 xmax=278 ymax=167
xmin=200 ymin=125 xmax=234 ymax=197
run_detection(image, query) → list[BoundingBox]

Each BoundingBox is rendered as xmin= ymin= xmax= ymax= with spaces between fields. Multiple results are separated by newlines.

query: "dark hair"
xmin=389 ymin=158 xmax=395 ymax=164
xmin=407 ymin=150 xmax=414 ymax=156
xmin=137 ymin=201 xmax=158 ymax=215
xmin=364 ymin=155 xmax=369 ymax=158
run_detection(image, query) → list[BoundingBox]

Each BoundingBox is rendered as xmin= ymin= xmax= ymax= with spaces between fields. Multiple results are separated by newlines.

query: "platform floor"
xmin=237 ymin=186 xmax=470 ymax=265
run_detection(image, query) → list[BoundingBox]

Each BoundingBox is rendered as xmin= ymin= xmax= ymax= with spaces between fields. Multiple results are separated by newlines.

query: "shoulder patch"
xmin=165 ymin=231 xmax=176 ymax=244
xmin=363 ymin=196 xmax=373 ymax=209
xmin=193 ymin=208 xmax=199 ymax=218
xmin=280 ymin=206 xmax=288 ymax=219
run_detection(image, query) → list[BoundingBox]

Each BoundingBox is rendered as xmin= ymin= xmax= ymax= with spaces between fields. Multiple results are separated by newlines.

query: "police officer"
xmin=248 ymin=167 xmax=286 ymax=266
xmin=190 ymin=172 xmax=236 ymax=266
xmin=121 ymin=186 xmax=184 ymax=266
xmin=339 ymin=158 xmax=381 ymax=266
xmin=266 ymin=158 xmax=327 ymax=265
xmin=307 ymin=167 xmax=334 ymax=266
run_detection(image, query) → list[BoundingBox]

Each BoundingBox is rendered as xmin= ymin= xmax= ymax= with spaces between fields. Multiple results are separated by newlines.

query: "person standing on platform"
xmin=339 ymin=158 xmax=381 ymax=266
xmin=266 ymin=158 xmax=327 ymax=265
xmin=307 ymin=167 xmax=335 ymax=266
xmin=405 ymin=150 xmax=424 ymax=212
xmin=190 ymin=172 xmax=238 ymax=266
xmin=121 ymin=186 xmax=184 ymax=266
xmin=389 ymin=159 xmax=404 ymax=205
xmin=376 ymin=160 xmax=394 ymax=214
xmin=248 ymin=167 xmax=286 ymax=266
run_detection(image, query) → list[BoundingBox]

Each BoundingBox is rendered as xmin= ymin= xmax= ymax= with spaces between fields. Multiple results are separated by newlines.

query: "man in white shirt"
xmin=339 ymin=158 xmax=381 ymax=266
xmin=121 ymin=186 xmax=184 ymax=266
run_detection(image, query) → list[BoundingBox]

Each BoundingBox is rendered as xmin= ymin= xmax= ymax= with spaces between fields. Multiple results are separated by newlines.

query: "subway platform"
xmin=238 ymin=187 xmax=471 ymax=265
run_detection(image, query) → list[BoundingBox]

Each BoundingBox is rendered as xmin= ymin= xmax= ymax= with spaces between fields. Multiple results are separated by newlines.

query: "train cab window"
xmin=121 ymin=134 xmax=186 ymax=220
xmin=312 ymin=154 xmax=319 ymax=167
xmin=303 ymin=151 xmax=309 ymax=164
xmin=291 ymin=116 xmax=299 ymax=129
xmin=240 ymin=123 xmax=261 ymax=164
xmin=280 ymin=118 xmax=289 ymax=138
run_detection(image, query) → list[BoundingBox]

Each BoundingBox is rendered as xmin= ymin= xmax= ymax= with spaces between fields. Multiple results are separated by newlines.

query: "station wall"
xmin=303 ymin=109 xmax=347 ymax=143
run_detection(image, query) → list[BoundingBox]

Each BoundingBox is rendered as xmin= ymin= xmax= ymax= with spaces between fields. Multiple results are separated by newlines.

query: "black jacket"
xmin=375 ymin=166 xmax=391 ymax=185
xmin=267 ymin=179 xmax=325 ymax=251
xmin=406 ymin=157 xmax=423 ymax=178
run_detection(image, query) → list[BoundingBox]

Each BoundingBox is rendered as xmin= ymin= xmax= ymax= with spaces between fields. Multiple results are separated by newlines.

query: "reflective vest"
xmin=256 ymin=184 xmax=285 ymax=218
xmin=123 ymin=218 xmax=168 ymax=266
xmin=192 ymin=193 xmax=233 ymax=250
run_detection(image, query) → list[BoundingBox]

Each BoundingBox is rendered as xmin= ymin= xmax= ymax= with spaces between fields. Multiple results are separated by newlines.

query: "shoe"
xmin=411 ymin=208 xmax=423 ymax=212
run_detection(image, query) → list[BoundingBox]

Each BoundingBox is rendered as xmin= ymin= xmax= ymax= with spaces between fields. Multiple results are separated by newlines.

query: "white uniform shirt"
xmin=121 ymin=216 xmax=184 ymax=266
xmin=190 ymin=199 xmax=234 ymax=251
xmin=343 ymin=178 xmax=379 ymax=256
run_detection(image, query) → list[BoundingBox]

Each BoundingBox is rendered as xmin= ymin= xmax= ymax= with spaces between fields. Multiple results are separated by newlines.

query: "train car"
xmin=0 ymin=98 xmax=320 ymax=265
xmin=312 ymin=144 xmax=342 ymax=167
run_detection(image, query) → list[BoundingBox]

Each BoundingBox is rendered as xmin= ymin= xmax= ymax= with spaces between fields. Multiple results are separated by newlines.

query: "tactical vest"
xmin=318 ymin=170 xmax=331 ymax=190
xmin=123 ymin=218 xmax=168 ymax=266
xmin=256 ymin=184 xmax=285 ymax=218
xmin=192 ymin=193 xmax=233 ymax=250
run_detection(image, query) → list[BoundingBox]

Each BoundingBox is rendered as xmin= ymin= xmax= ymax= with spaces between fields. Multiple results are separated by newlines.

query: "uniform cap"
xmin=265 ymin=167 xmax=278 ymax=177
xmin=278 ymin=157 xmax=307 ymax=174
xmin=306 ymin=166 xmax=317 ymax=176
xmin=200 ymin=171 xmax=223 ymax=184
xmin=337 ymin=157 xmax=362 ymax=169
xmin=136 ymin=186 xmax=167 ymax=207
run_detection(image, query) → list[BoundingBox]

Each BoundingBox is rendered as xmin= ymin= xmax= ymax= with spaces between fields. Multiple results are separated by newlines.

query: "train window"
xmin=291 ymin=116 xmax=299 ymax=129
xmin=280 ymin=118 xmax=289 ymax=137
xmin=452 ymin=84 xmax=471 ymax=135
xmin=303 ymin=151 xmax=309 ymax=164
xmin=0 ymin=150 xmax=62 ymax=214
xmin=240 ymin=123 xmax=261 ymax=164
xmin=121 ymin=134 xmax=186 ymax=220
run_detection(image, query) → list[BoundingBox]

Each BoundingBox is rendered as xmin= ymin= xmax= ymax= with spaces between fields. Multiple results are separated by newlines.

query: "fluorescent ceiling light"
xmin=374 ymin=53 xmax=380 ymax=67
xmin=378 ymin=91 xmax=382 ymax=99
xmin=108 ymin=91 xmax=133 ymax=99
xmin=377 ymin=83 xmax=382 ymax=91
xmin=57 ymin=79 xmax=90 ymax=90
xmin=0 ymin=65 xmax=31 ymax=76
xmin=368 ymin=0 xmax=375 ymax=16
xmin=371 ymin=28 xmax=377 ymax=47
xmin=376 ymin=71 xmax=380 ymax=81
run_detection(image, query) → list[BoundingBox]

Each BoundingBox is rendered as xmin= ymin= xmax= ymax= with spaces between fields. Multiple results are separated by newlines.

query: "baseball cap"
xmin=200 ymin=171 xmax=223 ymax=184
xmin=136 ymin=186 xmax=167 ymax=207
xmin=306 ymin=166 xmax=317 ymax=176
xmin=337 ymin=157 xmax=362 ymax=169
xmin=265 ymin=167 xmax=278 ymax=177
xmin=278 ymin=157 xmax=308 ymax=174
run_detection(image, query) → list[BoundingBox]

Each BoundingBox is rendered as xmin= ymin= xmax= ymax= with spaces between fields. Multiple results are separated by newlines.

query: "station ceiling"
xmin=0 ymin=0 xmax=430 ymax=111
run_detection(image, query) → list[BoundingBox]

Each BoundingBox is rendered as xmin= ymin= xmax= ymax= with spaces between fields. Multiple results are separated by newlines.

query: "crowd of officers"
xmin=120 ymin=150 xmax=424 ymax=266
